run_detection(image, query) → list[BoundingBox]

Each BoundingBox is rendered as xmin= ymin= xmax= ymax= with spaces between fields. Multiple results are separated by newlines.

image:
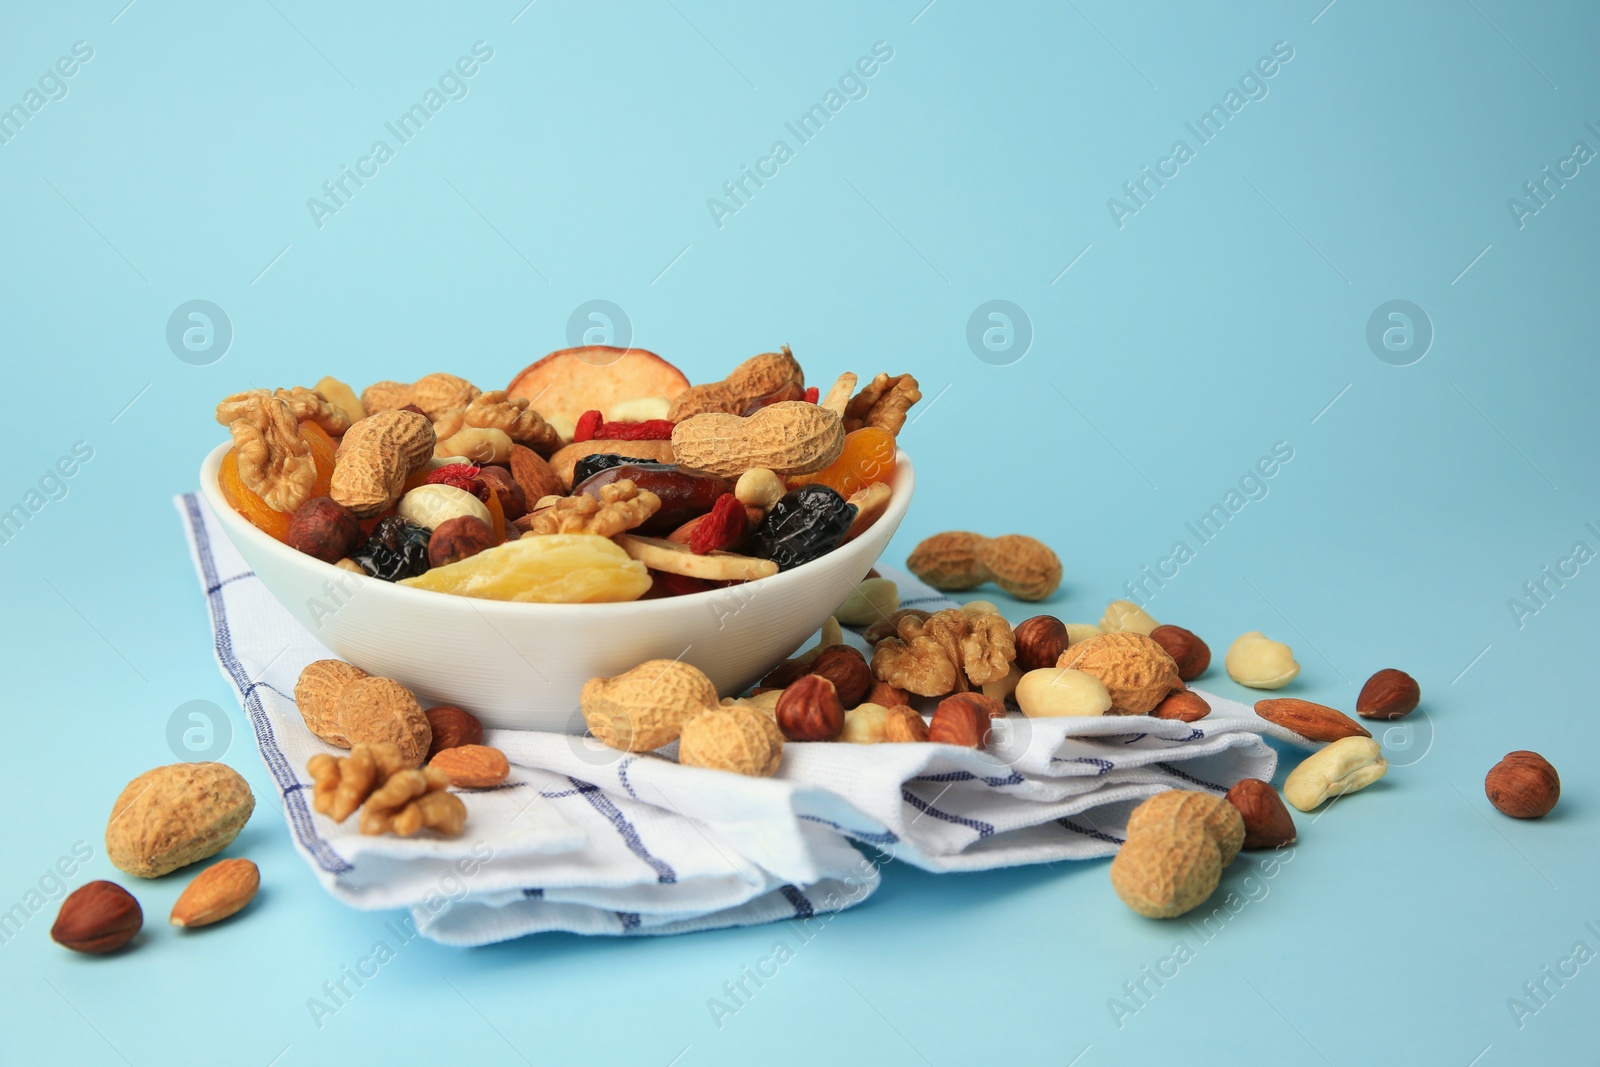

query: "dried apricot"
xmin=788 ymin=427 xmax=895 ymax=498
xmin=400 ymin=534 xmax=650 ymax=602
xmin=218 ymin=448 xmax=292 ymax=540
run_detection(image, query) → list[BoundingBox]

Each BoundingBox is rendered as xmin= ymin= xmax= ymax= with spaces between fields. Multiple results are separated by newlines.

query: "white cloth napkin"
xmin=177 ymin=493 xmax=1287 ymax=945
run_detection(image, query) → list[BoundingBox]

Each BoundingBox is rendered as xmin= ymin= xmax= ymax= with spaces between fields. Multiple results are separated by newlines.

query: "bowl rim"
xmin=197 ymin=440 xmax=914 ymax=618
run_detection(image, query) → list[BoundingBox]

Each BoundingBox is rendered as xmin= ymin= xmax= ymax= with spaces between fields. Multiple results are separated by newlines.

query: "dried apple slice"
xmin=507 ymin=347 xmax=690 ymax=428
xmin=613 ymin=534 xmax=778 ymax=582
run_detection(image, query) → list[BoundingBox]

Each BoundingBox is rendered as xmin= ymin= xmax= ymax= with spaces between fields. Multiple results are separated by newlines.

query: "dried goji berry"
xmin=573 ymin=409 xmax=604 ymax=443
xmin=425 ymin=464 xmax=484 ymax=497
xmin=596 ymin=419 xmax=675 ymax=440
xmin=803 ymin=386 xmax=819 ymax=404
xmin=689 ymin=493 xmax=746 ymax=555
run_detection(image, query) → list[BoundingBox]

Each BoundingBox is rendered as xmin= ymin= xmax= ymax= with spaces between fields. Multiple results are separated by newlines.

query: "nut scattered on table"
xmin=1224 ymin=631 xmax=1300 ymax=689
xmin=1152 ymin=689 xmax=1210 ymax=722
xmin=808 ymin=645 xmax=873 ymax=708
xmin=106 ymin=763 xmax=255 ymax=879
xmin=776 ymin=674 xmax=845 ymax=742
xmin=834 ymin=577 xmax=899 ymax=626
xmin=308 ymin=742 xmax=467 ymax=836
xmin=1013 ymin=615 xmax=1070 ymax=672
xmin=170 ymin=858 xmax=260 ymax=929
xmin=906 ymin=531 xmax=1062 ymax=602
xmin=1224 ymin=779 xmax=1297 ymax=849
xmin=51 ymin=880 xmax=142 ymax=954
xmin=870 ymin=607 xmax=1016 ymax=697
xmin=1283 ymin=736 xmax=1388 ymax=812
xmin=1111 ymin=791 xmax=1244 ymax=919
xmin=1485 ymin=751 xmax=1559 ymax=818
xmin=929 ymin=693 xmax=1003 ymax=748
xmin=1254 ymin=698 xmax=1370 ymax=743
xmin=424 ymin=705 xmax=484 ymax=760
xmin=1356 ymin=668 xmax=1421 ymax=720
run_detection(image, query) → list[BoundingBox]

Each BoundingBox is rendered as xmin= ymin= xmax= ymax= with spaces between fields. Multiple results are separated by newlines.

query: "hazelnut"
xmin=808 ymin=645 xmax=872 ymax=708
xmin=425 ymin=705 xmax=484 ymax=760
xmin=1013 ymin=615 xmax=1069 ymax=672
xmin=775 ymin=675 xmax=844 ymax=741
xmin=760 ymin=658 xmax=812 ymax=690
xmin=1485 ymin=751 xmax=1559 ymax=818
xmin=428 ymin=515 xmax=497 ymax=567
xmin=51 ymin=880 xmax=142 ymax=954
xmin=1152 ymin=689 xmax=1210 ymax=722
xmin=286 ymin=497 xmax=361 ymax=563
xmin=866 ymin=680 xmax=911 ymax=708
xmin=1356 ymin=668 xmax=1420 ymax=720
xmin=1224 ymin=779 xmax=1297 ymax=849
xmin=1148 ymin=625 xmax=1211 ymax=681
xmin=475 ymin=465 xmax=528 ymax=520
xmin=929 ymin=693 xmax=1003 ymax=747
xmin=883 ymin=706 xmax=930 ymax=742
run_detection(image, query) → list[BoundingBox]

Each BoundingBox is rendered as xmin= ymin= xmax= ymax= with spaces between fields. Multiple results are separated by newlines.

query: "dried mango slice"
xmin=400 ymin=534 xmax=650 ymax=603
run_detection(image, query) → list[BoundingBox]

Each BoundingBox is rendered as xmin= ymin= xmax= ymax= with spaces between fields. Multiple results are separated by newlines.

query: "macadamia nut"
xmin=1064 ymin=623 xmax=1104 ymax=646
xmin=1225 ymin=631 xmax=1300 ymax=689
xmin=834 ymin=578 xmax=900 ymax=626
xmin=1100 ymin=599 xmax=1159 ymax=635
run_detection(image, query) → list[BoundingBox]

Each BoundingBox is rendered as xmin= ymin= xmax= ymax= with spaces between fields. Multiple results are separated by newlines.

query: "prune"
xmin=572 ymin=452 xmax=663 ymax=485
xmin=744 ymin=485 xmax=856 ymax=570
xmin=352 ymin=516 xmax=432 ymax=581
xmin=573 ymin=462 xmax=729 ymax=536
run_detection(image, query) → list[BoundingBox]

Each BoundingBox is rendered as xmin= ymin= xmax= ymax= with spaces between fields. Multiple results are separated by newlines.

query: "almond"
xmin=1152 ymin=689 xmax=1210 ymax=722
xmin=51 ymin=881 xmax=142 ymax=953
xmin=1253 ymin=698 xmax=1371 ymax=743
xmin=1224 ymin=779 xmax=1297 ymax=849
xmin=1356 ymin=668 xmax=1420 ymax=720
xmin=170 ymin=858 xmax=260 ymax=928
xmin=429 ymin=744 xmax=510 ymax=788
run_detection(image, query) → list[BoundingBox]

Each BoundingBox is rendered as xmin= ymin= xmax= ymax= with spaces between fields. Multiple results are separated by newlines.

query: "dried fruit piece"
xmin=613 ymin=534 xmax=778 ymax=582
xmin=686 ymin=493 xmax=747 ymax=554
xmin=170 ymin=858 xmax=259 ymax=928
xmin=508 ymin=346 xmax=691 ymax=427
xmin=351 ymin=516 xmax=432 ymax=581
xmin=744 ymin=485 xmax=856 ymax=570
xmin=52 ymin=881 xmax=142 ymax=953
xmin=679 ymin=705 xmax=785 ymax=776
xmin=582 ymin=660 xmax=721 ymax=751
xmin=788 ymin=426 xmax=896 ymax=498
xmin=549 ymin=439 xmax=677 ymax=488
xmin=841 ymin=482 xmax=892 ymax=542
xmin=106 ymin=763 xmax=255 ymax=878
xmin=573 ymin=462 xmax=728 ymax=534
xmin=573 ymin=409 xmax=604 ymax=442
xmin=402 ymin=534 xmax=651 ymax=603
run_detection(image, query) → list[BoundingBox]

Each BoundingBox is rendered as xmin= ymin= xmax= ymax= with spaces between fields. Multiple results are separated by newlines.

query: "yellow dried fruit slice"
xmin=399 ymin=534 xmax=650 ymax=603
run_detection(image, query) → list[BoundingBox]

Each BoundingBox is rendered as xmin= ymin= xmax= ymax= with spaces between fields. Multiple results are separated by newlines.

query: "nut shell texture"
xmin=336 ymin=676 xmax=432 ymax=767
xmin=106 ymin=763 xmax=255 ymax=878
xmin=582 ymin=660 xmax=720 ymax=751
xmin=1056 ymin=632 xmax=1181 ymax=715
xmin=679 ymin=705 xmax=785 ymax=776
xmin=294 ymin=659 xmax=367 ymax=746
xmin=330 ymin=410 xmax=436 ymax=518
xmin=671 ymin=402 xmax=845 ymax=478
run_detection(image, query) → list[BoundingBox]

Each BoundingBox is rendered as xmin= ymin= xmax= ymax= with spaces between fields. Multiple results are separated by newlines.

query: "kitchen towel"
xmin=178 ymin=492 xmax=1292 ymax=945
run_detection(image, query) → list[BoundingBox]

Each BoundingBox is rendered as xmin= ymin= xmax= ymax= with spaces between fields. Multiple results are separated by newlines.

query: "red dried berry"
xmin=803 ymin=386 xmax=819 ymax=403
xmin=425 ymin=464 xmax=485 ymax=498
xmin=647 ymin=569 xmax=728 ymax=597
xmin=573 ymin=410 xmax=604 ymax=443
xmin=596 ymin=419 xmax=676 ymax=441
xmin=689 ymin=493 xmax=746 ymax=554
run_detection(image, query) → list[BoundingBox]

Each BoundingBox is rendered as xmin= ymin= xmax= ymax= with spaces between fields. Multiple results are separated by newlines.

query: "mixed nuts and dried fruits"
xmin=213 ymin=346 xmax=921 ymax=602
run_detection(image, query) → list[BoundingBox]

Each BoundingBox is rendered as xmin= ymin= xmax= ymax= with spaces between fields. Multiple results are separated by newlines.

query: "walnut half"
xmin=523 ymin=479 xmax=661 ymax=537
xmin=870 ymin=607 xmax=1016 ymax=698
xmin=215 ymin=389 xmax=317 ymax=512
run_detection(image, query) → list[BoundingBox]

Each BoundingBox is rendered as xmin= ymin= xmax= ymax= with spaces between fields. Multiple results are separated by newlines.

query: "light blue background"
xmin=2 ymin=1 xmax=1596 ymax=1064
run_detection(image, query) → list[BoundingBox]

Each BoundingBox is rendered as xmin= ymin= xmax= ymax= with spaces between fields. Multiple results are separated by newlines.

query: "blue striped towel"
xmin=178 ymin=493 xmax=1289 ymax=945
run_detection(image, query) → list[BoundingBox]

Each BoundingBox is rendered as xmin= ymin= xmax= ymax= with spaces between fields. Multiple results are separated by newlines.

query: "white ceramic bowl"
xmin=198 ymin=444 xmax=914 ymax=731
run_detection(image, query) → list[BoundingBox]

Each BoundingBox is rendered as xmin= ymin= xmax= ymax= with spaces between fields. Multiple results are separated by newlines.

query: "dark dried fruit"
xmin=428 ymin=515 xmax=497 ymax=567
xmin=474 ymin=466 xmax=527 ymax=520
xmin=353 ymin=516 xmax=432 ymax=581
xmin=286 ymin=497 xmax=361 ymax=563
xmin=574 ymin=462 xmax=730 ymax=536
xmin=745 ymin=485 xmax=855 ymax=571
xmin=571 ymin=452 xmax=663 ymax=485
